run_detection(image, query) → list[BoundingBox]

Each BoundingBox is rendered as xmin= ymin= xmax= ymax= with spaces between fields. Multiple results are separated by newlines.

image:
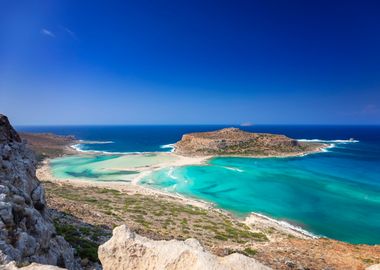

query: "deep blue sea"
xmin=17 ymin=125 xmax=380 ymax=244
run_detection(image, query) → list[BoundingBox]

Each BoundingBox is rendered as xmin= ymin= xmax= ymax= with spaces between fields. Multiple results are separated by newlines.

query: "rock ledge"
xmin=98 ymin=225 xmax=271 ymax=270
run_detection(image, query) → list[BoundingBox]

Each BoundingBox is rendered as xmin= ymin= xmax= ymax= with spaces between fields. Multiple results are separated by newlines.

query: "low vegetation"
xmin=42 ymin=180 xmax=380 ymax=269
xmin=43 ymin=180 xmax=267 ymax=263
xmin=53 ymin=220 xmax=101 ymax=262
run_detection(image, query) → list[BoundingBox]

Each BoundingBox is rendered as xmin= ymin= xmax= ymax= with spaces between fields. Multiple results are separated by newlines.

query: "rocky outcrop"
xmin=19 ymin=133 xmax=77 ymax=161
xmin=175 ymin=127 xmax=325 ymax=157
xmin=0 ymin=114 xmax=77 ymax=269
xmin=0 ymin=261 xmax=64 ymax=270
xmin=98 ymin=225 xmax=271 ymax=270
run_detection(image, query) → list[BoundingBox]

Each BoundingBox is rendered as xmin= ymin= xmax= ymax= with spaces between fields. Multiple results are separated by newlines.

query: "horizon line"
xmin=15 ymin=123 xmax=380 ymax=127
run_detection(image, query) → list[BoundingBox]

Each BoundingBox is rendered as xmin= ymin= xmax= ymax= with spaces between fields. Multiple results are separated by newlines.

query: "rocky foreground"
xmin=174 ymin=127 xmax=325 ymax=157
xmin=0 ymin=114 xmax=273 ymax=270
xmin=99 ymin=225 xmax=269 ymax=270
xmin=0 ymin=115 xmax=78 ymax=269
xmin=1 ymin=115 xmax=380 ymax=270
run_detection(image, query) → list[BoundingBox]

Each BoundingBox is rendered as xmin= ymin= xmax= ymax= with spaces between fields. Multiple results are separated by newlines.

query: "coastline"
xmin=70 ymin=139 xmax=332 ymax=158
xmin=30 ymin=134 xmax=380 ymax=269
xmin=38 ymin=151 xmax=314 ymax=240
xmin=34 ymin=135 xmax=362 ymax=243
xmin=39 ymin=139 xmax=334 ymax=240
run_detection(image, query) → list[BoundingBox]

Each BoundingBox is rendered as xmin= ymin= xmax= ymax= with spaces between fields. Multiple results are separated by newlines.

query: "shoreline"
xmin=69 ymin=140 xmax=332 ymax=158
xmin=38 ymin=151 xmax=315 ymax=240
xmin=43 ymin=140 xmax=334 ymax=240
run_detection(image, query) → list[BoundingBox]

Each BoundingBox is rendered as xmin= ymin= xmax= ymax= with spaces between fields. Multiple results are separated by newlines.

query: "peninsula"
xmin=174 ymin=127 xmax=326 ymax=157
xmin=2 ymin=117 xmax=378 ymax=270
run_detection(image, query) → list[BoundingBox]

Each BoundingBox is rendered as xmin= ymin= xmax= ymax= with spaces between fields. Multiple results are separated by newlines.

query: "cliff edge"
xmin=175 ymin=127 xmax=324 ymax=157
xmin=0 ymin=114 xmax=77 ymax=269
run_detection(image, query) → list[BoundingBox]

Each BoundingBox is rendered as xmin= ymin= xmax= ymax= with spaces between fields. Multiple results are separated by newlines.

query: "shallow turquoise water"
xmin=141 ymin=143 xmax=380 ymax=244
xmin=51 ymin=155 xmax=138 ymax=182
xmin=50 ymin=153 xmax=177 ymax=182
xmin=37 ymin=125 xmax=380 ymax=244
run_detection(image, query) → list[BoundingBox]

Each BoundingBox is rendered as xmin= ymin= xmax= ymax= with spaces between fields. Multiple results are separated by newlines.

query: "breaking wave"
xmin=160 ymin=143 xmax=176 ymax=152
xmin=297 ymin=139 xmax=359 ymax=143
xmin=251 ymin=213 xmax=319 ymax=239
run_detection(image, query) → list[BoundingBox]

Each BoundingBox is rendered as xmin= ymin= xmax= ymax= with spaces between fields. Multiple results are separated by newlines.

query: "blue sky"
xmin=1 ymin=0 xmax=379 ymax=125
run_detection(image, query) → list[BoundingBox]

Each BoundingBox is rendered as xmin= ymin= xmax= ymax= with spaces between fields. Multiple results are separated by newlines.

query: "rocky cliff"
xmin=0 ymin=115 xmax=77 ymax=269
xmin=98 ymin=225 xmax=271 ymax=270
xmin=175 ymin=127 xmax=324 ymax=157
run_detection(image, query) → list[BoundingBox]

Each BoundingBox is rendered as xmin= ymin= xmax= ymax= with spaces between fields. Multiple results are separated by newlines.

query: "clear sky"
xmin=1 ymin=0 xmax=379 ymax=125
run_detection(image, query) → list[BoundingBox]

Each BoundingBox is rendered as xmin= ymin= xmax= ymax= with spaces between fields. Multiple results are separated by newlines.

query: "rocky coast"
xmin=174 ymin=127 xmax=328 ymax=157
xmin=1 ymin=115 xmax=379 ymax=270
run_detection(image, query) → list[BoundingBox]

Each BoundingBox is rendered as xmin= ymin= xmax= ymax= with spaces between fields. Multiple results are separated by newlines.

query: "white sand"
xmin=38 ymin=151 xmax=313 ymax=239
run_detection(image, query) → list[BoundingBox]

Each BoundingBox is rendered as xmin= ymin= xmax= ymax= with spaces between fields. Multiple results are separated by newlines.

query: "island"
xmin=174 ymin=127 xmax=326 ymax=157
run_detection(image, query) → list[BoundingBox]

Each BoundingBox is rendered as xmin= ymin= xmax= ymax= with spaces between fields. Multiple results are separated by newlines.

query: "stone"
xmin=98 ymin=225 xmax=272 ymax=270
xmin=0 ymin=261 xmax=65 ymax=269
xmin=366 ymin=264 xmax=380 ymax=270
xmin=0 ymin=114 xmax=78 ymax=269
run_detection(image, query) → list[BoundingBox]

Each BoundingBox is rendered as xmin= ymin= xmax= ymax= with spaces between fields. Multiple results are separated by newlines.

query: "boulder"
xmin=98 ymin=225 xmax=271 ymax=270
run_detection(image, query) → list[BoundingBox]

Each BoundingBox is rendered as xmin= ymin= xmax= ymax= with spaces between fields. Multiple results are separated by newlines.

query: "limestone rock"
xmin=98 ymin=225 xmax=271 ymax=270
xmin=367 ymin=264 xmax=380 ymax=270
xmin=0 ymin=114 xmax=78 ymax=269
xmin=0 ymin=261 xmax=64 ymax=270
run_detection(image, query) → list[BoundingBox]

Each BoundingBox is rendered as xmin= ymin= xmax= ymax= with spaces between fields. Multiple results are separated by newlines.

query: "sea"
xmin=17 ymin=125 xmax=380 ymax=245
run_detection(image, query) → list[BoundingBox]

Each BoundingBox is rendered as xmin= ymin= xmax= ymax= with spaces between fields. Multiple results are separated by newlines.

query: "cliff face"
xmin=98 ymin=225 xmax=271 ymax=270
xmin=0 ymin=115 xmax=77 ymax=269
xmin=175 ymin=127 xmax=323 ymax=157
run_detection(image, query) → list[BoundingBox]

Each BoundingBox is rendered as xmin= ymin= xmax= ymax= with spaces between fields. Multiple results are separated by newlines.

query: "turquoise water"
xmin=23 ymin=125 xmax=380 ymax=244
xmin=141 ymin=143 xmax=380 ymax=244
xmin=50 ymin=155 xmax=136 ymax=182
xmin=50 ymin=153 xmax=178 ymax=182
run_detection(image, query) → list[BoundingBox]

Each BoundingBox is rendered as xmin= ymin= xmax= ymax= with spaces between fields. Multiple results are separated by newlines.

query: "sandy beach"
xmin=37 ymin=154 xmax=213 ymax=209
xmin=37 ymin=150 xmax=312 ymax=240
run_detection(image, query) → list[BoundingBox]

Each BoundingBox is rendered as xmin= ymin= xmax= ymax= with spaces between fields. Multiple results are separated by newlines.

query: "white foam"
xmin=167 ymin=167 xmax=178 ymax=179
xmin=70 ymin=143 xmax=143 ymax=155
xmin=252 ymin=213 xmax=319 ymax=239
xmin=78 ymin=140 xmax=114 ymax=144
xmin=298 ymin=139 xmax=359 ymax=143
xmin=70 ymin=139 xmax=147 ymax=155
xmin=223 ymin=166 xmax=244 ymax=172
xmin=298 ymin=138 xmax=358 ymax=153
xmin=70 ymin=144 xmax=84 ymax=152
xmin=160 ymin=143 xmax=176 ymax=152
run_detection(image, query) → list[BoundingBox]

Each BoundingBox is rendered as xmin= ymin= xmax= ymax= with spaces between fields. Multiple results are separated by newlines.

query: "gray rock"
xmin=0 ymin=114 xmax=78 ymax=269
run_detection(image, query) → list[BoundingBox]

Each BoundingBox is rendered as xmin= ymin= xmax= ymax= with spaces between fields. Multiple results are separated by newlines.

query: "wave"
xmin=72 ymin=140 xmax=176 ymax=155
xmin=298 ymin=138 xmax=359 ymax=153
xmin=252 ymin=213 xmax=319 ymax=239
xmin=70 ymin=144 xmax=143 ymax=155
xmin=298 ymin=138 xmax=359 ymax=143
xmin=222 ymin=166 xmax=244 ymax=172
xmin=167 ymin=167 xmax=179 ymax=180
xmin=78 ymin=140 xmax=114 ymax=144
xmin=160 ymin=143 xmax=176 ymax=152
xmin=320 ymin=143 xmax=336 ymax=152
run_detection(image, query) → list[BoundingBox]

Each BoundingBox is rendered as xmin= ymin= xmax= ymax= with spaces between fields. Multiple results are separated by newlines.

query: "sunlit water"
xmin=18 ymin=125 xmax=380 ymax=244
xmin=141 ymin=145 xmax=380 ymax=244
